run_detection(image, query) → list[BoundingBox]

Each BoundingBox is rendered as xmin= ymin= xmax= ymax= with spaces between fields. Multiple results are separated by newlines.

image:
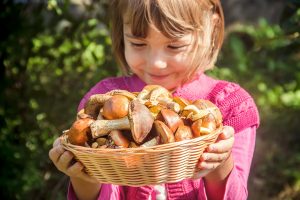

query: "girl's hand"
xmin=48 ymin=137 xmax=97 ymax=183
xmin=194 ymin=126 xmax=235 ymax=178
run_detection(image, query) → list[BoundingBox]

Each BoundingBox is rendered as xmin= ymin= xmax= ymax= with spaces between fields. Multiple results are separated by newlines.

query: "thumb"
xmin=219 ymin=126 xmax=234 ymax=140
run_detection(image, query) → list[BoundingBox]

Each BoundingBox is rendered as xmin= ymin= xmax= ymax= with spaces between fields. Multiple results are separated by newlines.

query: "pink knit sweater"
xmin=68 ymin=73 xmax=260 ymax=200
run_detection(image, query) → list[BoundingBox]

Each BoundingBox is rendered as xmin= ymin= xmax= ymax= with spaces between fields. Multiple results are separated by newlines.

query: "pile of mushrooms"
xmin=66 ymin=85 xmax=223 ymax=149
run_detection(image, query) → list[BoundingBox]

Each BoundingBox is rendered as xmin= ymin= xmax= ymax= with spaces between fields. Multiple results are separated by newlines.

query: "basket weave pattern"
xmin=61 ymin=126 xmax=221 ymax=186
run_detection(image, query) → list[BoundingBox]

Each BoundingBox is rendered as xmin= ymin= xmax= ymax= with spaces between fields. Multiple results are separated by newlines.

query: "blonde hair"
xmin=110 ymin=0 xmax=224 ymax=79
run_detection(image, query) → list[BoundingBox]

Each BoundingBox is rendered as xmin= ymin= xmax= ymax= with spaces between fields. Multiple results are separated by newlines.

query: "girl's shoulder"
xmin=207 ymin=79 xmax=260 ymax=132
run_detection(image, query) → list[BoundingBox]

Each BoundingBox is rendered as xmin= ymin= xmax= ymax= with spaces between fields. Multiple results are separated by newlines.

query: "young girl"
xmin=49 ymin=0 xmax=259 ymax=199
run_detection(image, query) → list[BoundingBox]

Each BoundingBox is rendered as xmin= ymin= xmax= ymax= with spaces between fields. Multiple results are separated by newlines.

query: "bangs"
xmin=123 ymin=0 xmax=203 ymax=38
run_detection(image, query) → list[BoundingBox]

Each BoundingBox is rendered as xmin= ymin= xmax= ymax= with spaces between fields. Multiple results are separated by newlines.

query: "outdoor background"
xmin=1 ymin=0 xmax=299 ymax=199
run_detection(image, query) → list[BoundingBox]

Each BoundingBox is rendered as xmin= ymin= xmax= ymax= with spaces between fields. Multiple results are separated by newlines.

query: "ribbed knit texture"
xmin=73 ymin=73 xmax=260 ymax=200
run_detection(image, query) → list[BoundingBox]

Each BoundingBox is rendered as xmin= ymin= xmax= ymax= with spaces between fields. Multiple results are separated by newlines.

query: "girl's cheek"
xmin=125 ymin=49 xmax=145 ymax=68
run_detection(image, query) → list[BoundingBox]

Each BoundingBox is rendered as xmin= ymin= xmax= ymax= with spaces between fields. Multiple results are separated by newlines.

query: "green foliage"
xmin=1 ymin=1 xmax=115 ymax=199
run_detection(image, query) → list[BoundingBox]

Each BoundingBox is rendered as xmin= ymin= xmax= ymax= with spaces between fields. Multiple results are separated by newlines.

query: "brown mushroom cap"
xmin=193 ymin=99 xmax=222 ymax=126
xmin=68 ymin=117 xmax=94 ymax=146
xmin=191 ymin=119 xmax=203 ymax=137
xmin=89 ymin=100 xmax=154 ymax=141
xmin=129 ymin=99 xmax=154 ymax=144
xmin=102 ymin=95 xmax=129 ymax=120
xmin=109 ymin=130 xmax=130 ymax=148
xmin=200 ymin=113 xmax=217 ymax=135
xmin=157 ymin=109 xmax=184 ymax=133
xmin=173 ymin=96 xmax=191 ymax=110
xmin=153 ymin=120 xmax=175 ymax=144
xmin=175 ymin=125 xmax=193 ymax=142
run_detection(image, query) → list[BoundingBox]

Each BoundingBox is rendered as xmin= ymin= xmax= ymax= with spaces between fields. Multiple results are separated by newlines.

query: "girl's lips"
xmin=148 ymin=74 xmax=169 ymax=81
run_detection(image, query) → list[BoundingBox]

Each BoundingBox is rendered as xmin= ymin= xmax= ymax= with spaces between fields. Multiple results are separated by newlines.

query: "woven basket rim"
xmin=60 ymin=125 xmax=222 ymax=153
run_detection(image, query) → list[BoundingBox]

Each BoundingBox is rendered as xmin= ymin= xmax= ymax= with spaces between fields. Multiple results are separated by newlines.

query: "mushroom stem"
xmin=90 ymin=117 xmax=130 ymax=138
xmin=141 ymin=137 xmax=160 ymax=147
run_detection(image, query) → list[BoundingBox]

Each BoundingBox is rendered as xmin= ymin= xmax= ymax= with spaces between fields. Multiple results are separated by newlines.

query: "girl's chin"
xmin=136 ymin=73 xmax=179 ymax=91
xmin=145 ymin=80 xmax=177 ymax=91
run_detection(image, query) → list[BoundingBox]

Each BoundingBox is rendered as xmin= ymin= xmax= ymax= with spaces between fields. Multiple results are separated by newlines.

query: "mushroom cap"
xmin=102 ymin=95 xmax=129 ymax=120
xmin=68 ymin=118 xmax=94 ymax=146
xmin=109 ymin=130 xmax=130 ymax=148
xmin=191 ymin=119 xmax=203 ymax=137
xmin=173 ymin=96 xmax=191 ymax=110
xmin=193 ymin=99 xmax=223 ymax=126
xmin=153 ymin=120 xmax=175 ymax=144
xmin=175 ymin=125 xmax=193 ymax=142
xmin=129 ymin=99 xmax=154 ymax=144
xmin=201 ymin=113 xmax=217 ymax=134
xmin=157 ymin=109 xmax=183 ymax=133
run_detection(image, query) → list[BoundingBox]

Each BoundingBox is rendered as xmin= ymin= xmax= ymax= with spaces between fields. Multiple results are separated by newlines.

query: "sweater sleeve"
xmin=223 ymin=126 xmax=257 ymax=199
xmin=198 ymin=126 xmax=257 ymax=200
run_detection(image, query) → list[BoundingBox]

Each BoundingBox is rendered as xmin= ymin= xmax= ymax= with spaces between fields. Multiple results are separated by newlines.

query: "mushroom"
xmin=106 ymin=89 xmax=136 ymax=100
xmin=84 ymin=90 xmax=136 ymax=120
xmin=182 ymin=104 xmax=210 ymax=121
xmin=153 ymin=120 xmax=175 ymax=144
xmin=173 ymin=96 xmax=191 ymax=111
xmin=84 ymin=94 xmax=112 ymax=119
xmin=174 ymin=125 xmax=193 ymax=142
xmin=137 ymin=85 xmax=180 ymax=112
xmin=156 ymin=109 xmax=184 ymax=133
xmin=95 ymin=137 xmax=107 ymax=146
xmin=90 ymin=99 xmax=154 ymax=144
xmin=193 ymin=99 xmax=222 ymax=126
xmin=109 ymin=130 xmax=130 ymax=148
xmin=137 ymin=85 xmax=171 ymax=102
xmin=67 ymin=117 xmax=94 ymax=146
xmin=141 ymin=136 xmax=160 ymax=147
xmin=191 ymin=119 xmax=203 ymax=137
xmin=201 ymin=113 xmax=217 ymax=134
xmin=102 ymin=94 xmax=130 ymax=120
xmin=191 ymin=113 xmax=217 ymax=136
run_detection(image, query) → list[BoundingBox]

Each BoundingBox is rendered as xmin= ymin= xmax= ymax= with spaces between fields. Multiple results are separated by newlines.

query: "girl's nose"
xmin=147 ymin=50 xmax=167 ymax=70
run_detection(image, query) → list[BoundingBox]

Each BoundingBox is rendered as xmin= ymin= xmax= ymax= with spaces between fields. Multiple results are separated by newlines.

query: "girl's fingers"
xmin=66 ymin=161 xmax=84 ymax=176
xmin=220 ymin=126 xmax=234 ymax=139
xmin=198 ymin=161 xmax=220 ymax=170
xmin=201 ymin=152 xmax=229 ymax=162
xmin=49 ymin=145 xmax=65 ymax=163
xmin=57 ymin=151 xmax=74 ymax=171
xmin=207 ymin=137 xmax=234 ymax=153
xmin=67 ymin=163 xmax=99 ymax=183
xmin=207 ymin=126 xmax=234 ymax=153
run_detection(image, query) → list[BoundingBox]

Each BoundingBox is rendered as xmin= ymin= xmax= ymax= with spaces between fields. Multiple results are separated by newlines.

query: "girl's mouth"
xmin=148 ymin=74 xmax=169 ymax=82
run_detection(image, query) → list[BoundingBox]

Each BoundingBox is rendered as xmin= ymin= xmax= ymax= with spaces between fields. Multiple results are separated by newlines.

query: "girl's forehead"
xmin=124 ymin=23 xmax=195 ymax=43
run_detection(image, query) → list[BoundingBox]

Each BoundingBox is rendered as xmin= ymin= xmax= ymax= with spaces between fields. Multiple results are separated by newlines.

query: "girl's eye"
xmin=130 ymin=42 xmax=146 ymax=48
xmin=168 ymin=45 xmax=188 ymax=50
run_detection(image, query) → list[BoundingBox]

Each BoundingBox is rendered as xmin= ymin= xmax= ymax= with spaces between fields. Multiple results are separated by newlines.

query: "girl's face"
xmin=124 ymin=24 xmax=196 ymax=91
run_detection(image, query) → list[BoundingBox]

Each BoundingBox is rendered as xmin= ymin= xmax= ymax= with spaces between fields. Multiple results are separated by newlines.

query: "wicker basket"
xmin=60 ymin=125 xmax=222 ymax=186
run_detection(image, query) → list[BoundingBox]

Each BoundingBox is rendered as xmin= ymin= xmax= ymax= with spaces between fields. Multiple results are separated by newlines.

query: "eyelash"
xmin=130 ymin=42 xmax=146 ymax=47
xmin=168 ymin=45 xmax=187 ymax=50
xmin=129 ymin=42 xmax=187 ymax=50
